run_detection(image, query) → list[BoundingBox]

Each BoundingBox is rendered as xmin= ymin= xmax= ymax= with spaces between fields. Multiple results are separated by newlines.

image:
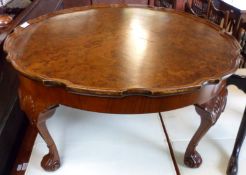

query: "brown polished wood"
xmin=4 ymin=6 xmax=240 ymax=97
xmin=155 ymin=0 xmax=185 ymax=10
xmin=208 ymin=0 xmax=229 ymax=29
xmin=0 ymin=15 xmax=12 ymax=28
xmin=218 ymin=0 xmax=246 ymax=38
xmin=185 ymin=81 xmax=228 ymax=167
xmin=155 ymin=0 xmax=174 ymax=8
xmin=4 ymin=5 xmax=241 ymax=171
xmin=174 ymin=0 xmax=185 ymax=10
xmin=238 ymin=22 xmax=246 ymax=67
xmin=226 ymin=74 xmax=246 ymax=175
xmin=185 ymin=0 xmax=210 ymax=17
xmin=63 ymin=0 xmax=91 ymax=8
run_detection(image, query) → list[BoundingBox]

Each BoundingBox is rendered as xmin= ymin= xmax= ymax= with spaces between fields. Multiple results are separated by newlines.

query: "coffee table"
xmin=4 ymin=5 xmax=241 ymax=172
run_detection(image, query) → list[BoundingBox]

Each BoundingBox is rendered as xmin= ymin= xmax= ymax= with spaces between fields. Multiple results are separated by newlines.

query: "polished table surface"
xmin=5 ymin=6 xmax=240 ymax=96
xmin=4 ymin=5 xmax=241 ymax=172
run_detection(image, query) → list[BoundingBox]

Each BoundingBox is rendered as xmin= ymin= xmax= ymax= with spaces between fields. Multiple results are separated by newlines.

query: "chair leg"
xmin=227 ymin=107 xmax=246 ymax=175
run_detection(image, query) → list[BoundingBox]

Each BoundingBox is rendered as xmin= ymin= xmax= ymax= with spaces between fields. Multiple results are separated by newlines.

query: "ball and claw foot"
xmin=226 ymin=157 xmax=238 ymax=175
xmin=41 ymin=153 xmax=60 ymax=172
xmin=184 ymin=151 xmax=202 ymax=168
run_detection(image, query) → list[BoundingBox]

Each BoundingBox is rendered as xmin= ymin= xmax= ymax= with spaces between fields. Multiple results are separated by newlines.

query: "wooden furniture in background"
xmin=155 ymin=0 xmax=174 ymax=8
xmin=155 ymin=0 xmax=185 ymax=10
xmin=218 ymin=0 xmax=246 ymax=39
xmin=185 ymin=0 xmax=210 ymax=17
xmin=0 ymin=15 xmax=12 ymax=28
xmin=63 ymin=0 xmax=90 ymax=8
xmin=0 ymin=0 xmax=14 ymax=28
xmin=208 ymin=0 xmax=229 ymax=29
xmin=226 ymin=74 xmax=246 ymax=175
xmin=237 ymin=22 xmax=246 ymax=67
xmin=0 ymin=0 xmax=63 ymax=174
xmin=4 ymin=5 xmax=240 ymax=172
xmin=63 ymin=0 xmax=154 ymax=8
xmin=185 ymin=0 xmax=230 ymax=30
xmin=169 ymin=0 xmax=246 ymax=30
xmin=92 ymin=0 xmax=149 ymax=5
xmin=63 ymin=0 xmax=185 ymax=10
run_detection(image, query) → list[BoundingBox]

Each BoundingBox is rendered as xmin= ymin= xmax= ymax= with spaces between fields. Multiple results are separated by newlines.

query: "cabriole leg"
xmin=19 ymin=88 xmax=60 ymax=171
xmin=184 ymin=86 xmax=228 ymax=168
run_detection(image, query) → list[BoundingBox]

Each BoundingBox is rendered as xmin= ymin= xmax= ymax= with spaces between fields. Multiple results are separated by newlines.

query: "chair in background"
xmin=207 ymin=0 xmax=229 ymax=30
xmin=224 ymin=10 xmax=246 ymax=175
xmin=226 ymin=74 xmax=246 ymax=175
xmin=155 ymin=0 xmax=173 ymax=8
xmin=90 ymin=0 xmax=149 ymax=6
xmin=185 ymin=0 xmax=210 ymax=18
xmin=237 ymin=22 xmax=246 ymax=68
xmin=185 ymin=0 xmax=229 ymax=31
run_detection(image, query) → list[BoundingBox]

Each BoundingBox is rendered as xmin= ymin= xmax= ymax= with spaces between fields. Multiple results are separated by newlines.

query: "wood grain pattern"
xmin=4 ymin=5 xmax=242 ymax=172
xmin=4 ymin=5 xmax=241 ymax=97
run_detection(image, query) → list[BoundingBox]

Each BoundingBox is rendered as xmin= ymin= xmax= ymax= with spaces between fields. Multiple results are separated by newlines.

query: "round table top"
xmin=4 ymin=5 xmax=240 ymax=97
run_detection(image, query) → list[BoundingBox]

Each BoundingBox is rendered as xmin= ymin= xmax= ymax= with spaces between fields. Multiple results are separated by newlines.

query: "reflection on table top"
xmin=221 ymin=0 xmax=246 ymax=11
xmin=4 ymin=6 xmax=240 ymax=96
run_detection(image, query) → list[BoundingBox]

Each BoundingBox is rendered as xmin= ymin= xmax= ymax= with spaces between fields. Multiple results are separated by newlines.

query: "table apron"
xmin=18 ymin=75 xmax=225 ymax=114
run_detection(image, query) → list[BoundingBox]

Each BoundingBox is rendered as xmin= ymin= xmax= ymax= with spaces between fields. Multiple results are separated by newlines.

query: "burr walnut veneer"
xmin=4 ymin=5 xmax=241 ymax=172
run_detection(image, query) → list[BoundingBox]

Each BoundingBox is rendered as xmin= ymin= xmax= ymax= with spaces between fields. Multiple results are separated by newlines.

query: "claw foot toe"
xmin=41 ymin=153 xmax=60 ymax=171
xmin=184 ymin=151 xmax=202 ymax=168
